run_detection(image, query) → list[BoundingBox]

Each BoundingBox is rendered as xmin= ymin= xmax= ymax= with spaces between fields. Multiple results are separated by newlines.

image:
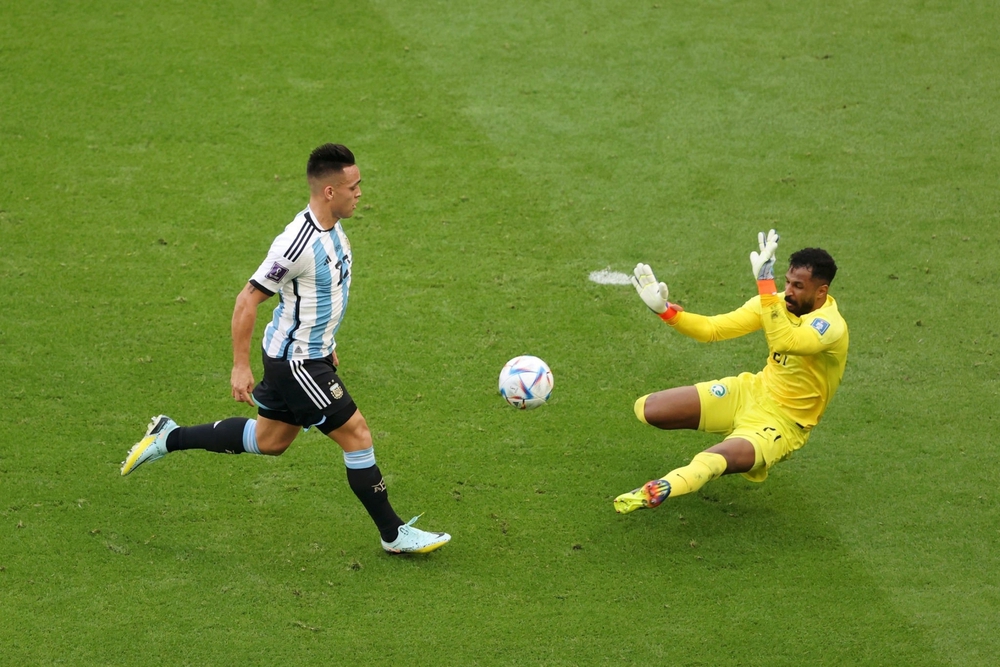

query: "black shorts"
xmin=252 ymin=352 xmax=358 ymax=433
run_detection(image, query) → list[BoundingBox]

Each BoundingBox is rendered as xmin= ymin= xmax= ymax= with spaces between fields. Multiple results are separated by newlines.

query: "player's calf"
xmin=634 ymin=386 xmax=701 ymax=430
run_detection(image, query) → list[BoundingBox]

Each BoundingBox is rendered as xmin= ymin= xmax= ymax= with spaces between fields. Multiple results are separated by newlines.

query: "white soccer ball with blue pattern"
xmin=499 ymin=355 xmax=553 ymax=410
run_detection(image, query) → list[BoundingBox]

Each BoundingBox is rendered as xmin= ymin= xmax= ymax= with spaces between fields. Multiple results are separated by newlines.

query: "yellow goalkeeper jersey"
xmin=667 ymin=293 xmax=848 ymax=427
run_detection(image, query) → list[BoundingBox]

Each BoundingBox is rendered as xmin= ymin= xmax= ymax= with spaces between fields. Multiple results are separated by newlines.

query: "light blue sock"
xmin=243 ymin=420 xmax=262 ymax=455
xmin=344 ymin=447 xmax=376 ymax=469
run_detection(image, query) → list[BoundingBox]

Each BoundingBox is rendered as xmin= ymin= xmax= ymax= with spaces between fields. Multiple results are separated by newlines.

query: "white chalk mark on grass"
xmin=588 ymin=268 xmax=632 ymax=285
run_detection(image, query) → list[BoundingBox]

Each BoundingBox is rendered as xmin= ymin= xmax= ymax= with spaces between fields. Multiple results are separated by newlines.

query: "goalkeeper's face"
xmin=783 ymin=266 xmax=828 ymax=317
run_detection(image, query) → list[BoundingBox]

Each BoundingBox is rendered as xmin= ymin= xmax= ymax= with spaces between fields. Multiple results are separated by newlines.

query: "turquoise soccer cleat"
xmin=381 ymin=515 xmax=451 ymax=554
xmin=120 ymin=415 xmax=177 ymax=476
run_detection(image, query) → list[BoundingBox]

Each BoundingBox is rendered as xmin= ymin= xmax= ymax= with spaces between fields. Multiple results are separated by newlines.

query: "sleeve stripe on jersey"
xmin=248 ymin=279 xmax=275 ymax=297
xmin=284 ymin=219 xmax=316 ymax=262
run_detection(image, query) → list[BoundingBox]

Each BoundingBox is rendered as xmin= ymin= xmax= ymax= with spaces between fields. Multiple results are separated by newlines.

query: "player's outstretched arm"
xmin=632 ymin=262 xmax=759 ymax=342
xmin=231 ymin=283 xmax=271 ymax=405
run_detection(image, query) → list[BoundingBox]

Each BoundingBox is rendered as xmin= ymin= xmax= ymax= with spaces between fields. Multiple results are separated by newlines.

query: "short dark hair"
xmin=307 ymin=144 xmax=355 ymax=179
xmin=788 ymin=247 xmax=837 ymax=285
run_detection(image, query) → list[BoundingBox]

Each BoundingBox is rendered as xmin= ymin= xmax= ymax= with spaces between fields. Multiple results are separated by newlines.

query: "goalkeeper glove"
xmin=632 ymin=263 xmax=678 ymax=321
xmin=749 ymin=229 xmax=780 ymax=294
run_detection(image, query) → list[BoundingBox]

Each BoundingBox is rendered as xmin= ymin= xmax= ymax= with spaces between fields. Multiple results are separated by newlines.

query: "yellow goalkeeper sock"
xmin=633 ymin=395 xmax=650 ymax=424
xmin=661 ymin=452 xmax=727 ymax=497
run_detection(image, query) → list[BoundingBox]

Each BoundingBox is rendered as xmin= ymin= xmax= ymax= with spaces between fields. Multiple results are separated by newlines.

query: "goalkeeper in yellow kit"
xmin=614 ymin=231 xmax=849 ymax=513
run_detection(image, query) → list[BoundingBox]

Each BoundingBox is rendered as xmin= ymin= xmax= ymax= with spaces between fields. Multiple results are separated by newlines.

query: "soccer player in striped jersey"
xmin=614 ymin=232 xmax=849 ymax=513
xmin=121 ymin=144 xmax=450 ymax=554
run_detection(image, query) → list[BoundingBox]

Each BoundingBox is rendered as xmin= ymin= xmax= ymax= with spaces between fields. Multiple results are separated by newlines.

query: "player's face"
xmin=325 ymin=165 xmax=362 ymax=220
xmin=783 ymin=266 xmax=827 ymax=316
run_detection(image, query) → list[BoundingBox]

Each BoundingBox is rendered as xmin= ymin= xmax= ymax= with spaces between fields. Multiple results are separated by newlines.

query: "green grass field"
xmin=2 ymin=0 xmax=998 ymax=664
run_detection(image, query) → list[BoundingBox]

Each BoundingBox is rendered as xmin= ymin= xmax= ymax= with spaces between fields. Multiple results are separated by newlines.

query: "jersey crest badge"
xmin=265 ymin=262 xmax=289 ymax=282
xmin=330 ymin=382 xmax=344 ymax=399
xmin=811 ymin=318 xmax=831 ymax=335
xmin=710 ymin=383 xmax=727 ymax=398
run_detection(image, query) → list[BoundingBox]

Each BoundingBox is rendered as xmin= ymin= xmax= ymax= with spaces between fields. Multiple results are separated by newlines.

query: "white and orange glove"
xmin=749 ymin=229 xmax=780 ymax=295
xmin=632 ymin=263 xmax=679 ymax=321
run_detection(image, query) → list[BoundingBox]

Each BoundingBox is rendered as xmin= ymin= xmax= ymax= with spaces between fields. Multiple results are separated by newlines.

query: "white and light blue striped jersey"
xmin=249 ymin=206 xmax=352 ymax=361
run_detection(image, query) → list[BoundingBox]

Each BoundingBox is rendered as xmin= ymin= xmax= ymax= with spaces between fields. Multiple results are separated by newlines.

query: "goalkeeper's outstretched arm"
xmin=631 ymin=263 xmax=760 ymax=343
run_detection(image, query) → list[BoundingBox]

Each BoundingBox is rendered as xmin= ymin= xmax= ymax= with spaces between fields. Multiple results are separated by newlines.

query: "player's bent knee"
xmin=323 ymin=409 xmax=374 ymax=452
xmin=706 ymin=439 xmax=756 ymax=474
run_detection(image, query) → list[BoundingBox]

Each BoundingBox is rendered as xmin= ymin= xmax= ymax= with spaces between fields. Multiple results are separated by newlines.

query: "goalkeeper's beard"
xmin=785 ymin=296 xmax=812 ymax=317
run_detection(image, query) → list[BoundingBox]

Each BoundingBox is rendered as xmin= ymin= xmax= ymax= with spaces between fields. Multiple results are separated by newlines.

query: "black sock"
xmin=346 ymin=464 xmax=404 ymax=542
xmin=166 ymin=418 xmax=250 ymax=454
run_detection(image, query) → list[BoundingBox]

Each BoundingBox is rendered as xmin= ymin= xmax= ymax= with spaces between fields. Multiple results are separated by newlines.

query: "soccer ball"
xmin=498 ymin=355 xmax=553 ymax=410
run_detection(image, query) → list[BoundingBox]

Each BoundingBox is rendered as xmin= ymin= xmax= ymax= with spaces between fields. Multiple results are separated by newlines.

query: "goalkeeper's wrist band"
xmin=756 ymin=279 xmax=777 ymax=296
xmin=658 ymin=304 xmax=680 ymax=322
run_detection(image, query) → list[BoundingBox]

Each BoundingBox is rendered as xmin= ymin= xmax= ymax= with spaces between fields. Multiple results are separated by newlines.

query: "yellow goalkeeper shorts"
xmin=695 ymin=372 xmax=810 ymax=482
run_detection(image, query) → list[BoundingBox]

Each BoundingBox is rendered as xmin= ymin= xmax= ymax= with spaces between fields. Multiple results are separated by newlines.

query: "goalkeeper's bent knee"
xmin=634 ymin=395 xmax=650 ymax=424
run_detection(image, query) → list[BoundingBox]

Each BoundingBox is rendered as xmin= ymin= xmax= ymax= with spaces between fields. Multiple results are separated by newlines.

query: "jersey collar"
xmin=304 ymin=205 xmax=339 ymax=233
